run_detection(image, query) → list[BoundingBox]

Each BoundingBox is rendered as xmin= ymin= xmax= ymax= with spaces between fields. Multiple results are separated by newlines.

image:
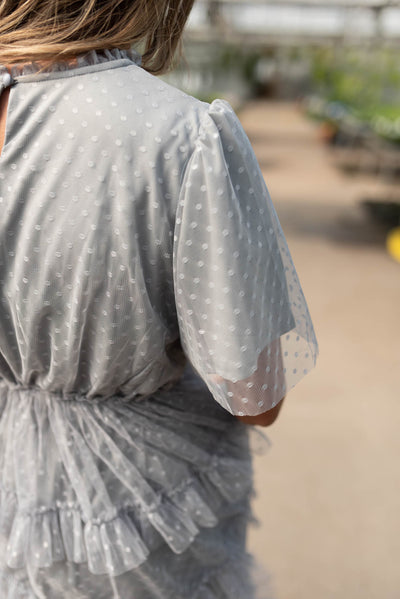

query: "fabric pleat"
xmin=0 ymin=369 xmax=269 ymax=598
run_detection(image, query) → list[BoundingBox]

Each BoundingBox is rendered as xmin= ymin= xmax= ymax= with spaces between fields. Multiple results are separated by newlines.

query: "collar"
xmin=0 ymin=48 xmax=142 ymax=89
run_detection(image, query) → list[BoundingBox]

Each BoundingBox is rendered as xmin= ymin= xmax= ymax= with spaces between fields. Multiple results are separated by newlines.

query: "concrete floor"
xmin=240 ymin=101 xmax=400 ymax=599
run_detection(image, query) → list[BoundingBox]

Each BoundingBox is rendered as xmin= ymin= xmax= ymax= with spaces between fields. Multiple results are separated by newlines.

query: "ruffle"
xmin=0 ymin=48 xmax=141 ymax=81
xmin=0 ymin=534 xmax=269 ymax=599
xmin=0 ymin=371 xmax=266 ymax=579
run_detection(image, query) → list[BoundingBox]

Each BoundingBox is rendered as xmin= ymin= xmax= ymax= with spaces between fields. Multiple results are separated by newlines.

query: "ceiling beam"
xmin=197 ymin=0 xmax=400 ymax=8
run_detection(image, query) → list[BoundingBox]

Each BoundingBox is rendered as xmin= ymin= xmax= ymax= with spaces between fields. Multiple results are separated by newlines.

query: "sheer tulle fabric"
xmin=0 ymin=372 xmax=267 ymax=598
xmin=174 ymin=100 xmax=318 ymax=416
xmin=0 ymin=48 xmax=316 ymax=598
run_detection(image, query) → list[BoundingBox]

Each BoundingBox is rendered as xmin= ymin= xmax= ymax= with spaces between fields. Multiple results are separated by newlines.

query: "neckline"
xmin=0 ymin=48 xmax=142 ymax=88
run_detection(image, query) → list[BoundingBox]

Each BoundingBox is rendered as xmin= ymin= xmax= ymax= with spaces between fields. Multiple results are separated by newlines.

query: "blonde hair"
xmin=0 ymin=0 xmax=195 ymax=74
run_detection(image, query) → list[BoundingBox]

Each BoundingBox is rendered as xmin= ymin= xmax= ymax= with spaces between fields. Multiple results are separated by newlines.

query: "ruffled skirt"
xmin=0 ymin=369 xmax=270 ymax=598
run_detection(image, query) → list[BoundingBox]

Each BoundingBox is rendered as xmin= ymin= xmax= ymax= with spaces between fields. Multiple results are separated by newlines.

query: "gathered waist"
xmin=0 ymin=366 xmax=258 ymax=579
xmin=0 ymin=378 xmax=181 ymax=404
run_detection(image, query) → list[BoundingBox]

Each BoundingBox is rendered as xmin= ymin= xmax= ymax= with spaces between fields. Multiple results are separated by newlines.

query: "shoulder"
xmin=85 ymin=64 xmax=213 ymax=148
xmin=77 ymin=63 xmax=241 ymax=155
xmin=120 ymin=66 xmax=243 ymax=156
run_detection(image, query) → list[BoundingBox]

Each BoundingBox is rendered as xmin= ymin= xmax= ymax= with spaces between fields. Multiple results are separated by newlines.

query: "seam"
xmin=12 ymin=59 xmax=137 ymax=85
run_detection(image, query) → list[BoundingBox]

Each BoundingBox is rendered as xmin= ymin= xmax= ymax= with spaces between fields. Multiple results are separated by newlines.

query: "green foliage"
xmin=310 ymin=47 xmax=400 ymax=141
xmin=191 ymin=93 xmax=222 ymax=104
xmin=216 ymin=44 xmax=262 ymax=90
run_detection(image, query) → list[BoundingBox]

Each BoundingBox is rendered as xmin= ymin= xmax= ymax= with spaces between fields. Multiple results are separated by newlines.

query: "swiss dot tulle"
xmin=0 ymin=46 xmax=315 ymax=598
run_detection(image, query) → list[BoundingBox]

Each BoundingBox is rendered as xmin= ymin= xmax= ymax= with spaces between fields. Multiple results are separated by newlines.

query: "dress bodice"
xmin=0 ymin=48 xmax=317 ymax=413
xmin=0 ymin=48 xmax=318 ymax=593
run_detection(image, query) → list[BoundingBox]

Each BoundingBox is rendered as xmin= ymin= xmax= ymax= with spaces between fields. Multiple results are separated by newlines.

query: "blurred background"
xmin=167 ymin=2 xmax=400 ymax=598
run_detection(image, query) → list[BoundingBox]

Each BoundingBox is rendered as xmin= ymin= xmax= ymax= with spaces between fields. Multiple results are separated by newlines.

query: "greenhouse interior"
xmin=164 ymin=3 xmax=400 ymax=599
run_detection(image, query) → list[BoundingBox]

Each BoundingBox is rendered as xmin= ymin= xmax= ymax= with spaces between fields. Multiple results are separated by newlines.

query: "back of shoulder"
xmin=87 ymin=64 xmax=210 ymax=158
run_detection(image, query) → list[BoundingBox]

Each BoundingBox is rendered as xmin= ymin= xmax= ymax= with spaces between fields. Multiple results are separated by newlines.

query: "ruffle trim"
xmin=0 ymin=458 xmax=251 ymax=576
xmin=0 ymin=48 xmax=141 ymax=81
xmin=0 ymin=549 xmax=267 ymax=599
xmin=0 ymin=374 xmax=262 ymax=578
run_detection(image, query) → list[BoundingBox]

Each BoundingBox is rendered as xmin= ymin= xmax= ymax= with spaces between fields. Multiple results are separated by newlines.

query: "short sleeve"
xmin=173 ymin=99 xmax=318 ymax=416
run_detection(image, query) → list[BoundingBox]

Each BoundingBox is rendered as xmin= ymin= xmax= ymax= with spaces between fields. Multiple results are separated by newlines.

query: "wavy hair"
xmin=0 ymin=0 xmax=195 ymax=74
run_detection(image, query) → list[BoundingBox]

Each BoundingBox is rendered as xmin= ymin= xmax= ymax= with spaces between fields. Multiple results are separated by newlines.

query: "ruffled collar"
xmin=0 ymin=48 xmax=141 ymax=89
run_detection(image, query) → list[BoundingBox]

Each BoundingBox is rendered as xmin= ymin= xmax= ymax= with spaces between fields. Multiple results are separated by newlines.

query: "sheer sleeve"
xmin=173 ymin=99 xmax=318 ymax=416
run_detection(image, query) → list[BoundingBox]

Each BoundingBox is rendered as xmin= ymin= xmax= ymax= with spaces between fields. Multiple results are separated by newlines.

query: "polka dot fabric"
xmin=0 ymin=49 xmax=317 ymax=598
xmin=174 ymin=100 xmax=318 ymax=416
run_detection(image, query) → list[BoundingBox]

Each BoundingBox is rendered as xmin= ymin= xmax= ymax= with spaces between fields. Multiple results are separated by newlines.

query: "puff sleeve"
xmin=173 ymin=100 xmax=318 ymax=416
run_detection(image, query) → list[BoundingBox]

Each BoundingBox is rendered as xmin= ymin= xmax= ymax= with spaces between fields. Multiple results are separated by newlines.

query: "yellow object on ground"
xmin=387 ymin=227 xmax=400 ymax=263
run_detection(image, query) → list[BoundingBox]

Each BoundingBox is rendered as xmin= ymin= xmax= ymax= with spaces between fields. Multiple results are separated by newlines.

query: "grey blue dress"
xmin=0 ymin=49 xmax=318 ymax=598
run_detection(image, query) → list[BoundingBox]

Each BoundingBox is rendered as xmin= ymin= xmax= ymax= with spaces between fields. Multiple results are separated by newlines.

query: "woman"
xmin=0 ymin=1 xmax=318 ymax=597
